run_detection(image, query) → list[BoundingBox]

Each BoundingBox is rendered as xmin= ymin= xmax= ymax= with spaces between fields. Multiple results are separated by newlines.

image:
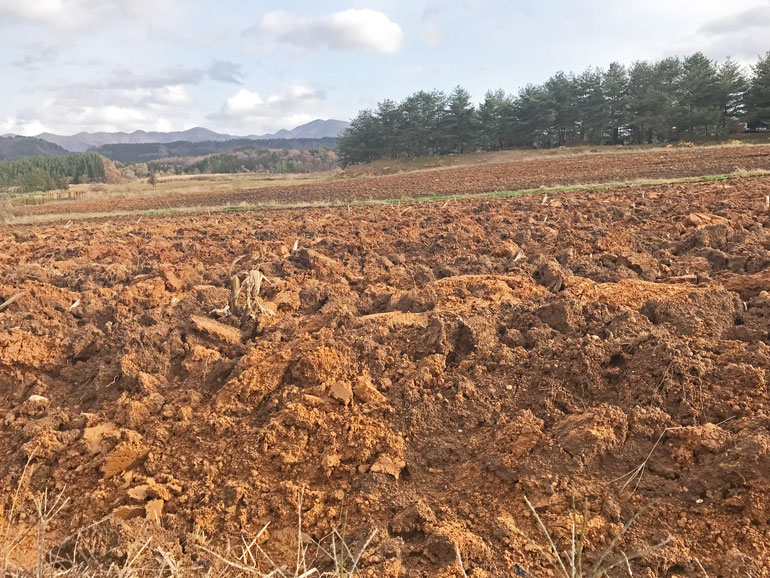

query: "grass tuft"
xmin=512 ymin=496 xmax=671 ymax=578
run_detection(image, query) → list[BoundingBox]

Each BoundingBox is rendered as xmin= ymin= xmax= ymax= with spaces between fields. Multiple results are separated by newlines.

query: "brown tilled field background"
xmin=2 ymin=145 xmax=770 ymax=577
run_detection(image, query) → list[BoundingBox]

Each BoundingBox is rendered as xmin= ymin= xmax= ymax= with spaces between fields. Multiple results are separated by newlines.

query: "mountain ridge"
xmin=31 ymin=119 xmax=350 ymax=152
xmin=0 ymin=136 xmax=70 ymax=161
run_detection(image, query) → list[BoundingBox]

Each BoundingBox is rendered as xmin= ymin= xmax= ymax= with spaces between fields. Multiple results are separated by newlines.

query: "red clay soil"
xmin=3 ymin=175 xmax=770 ymax=577
xmin=17 ymin=144 xmax=770 ymax=217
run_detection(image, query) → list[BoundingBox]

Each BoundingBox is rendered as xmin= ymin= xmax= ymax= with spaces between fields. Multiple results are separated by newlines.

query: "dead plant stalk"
xmin=514 ymin=496 xmax=671 ymax=578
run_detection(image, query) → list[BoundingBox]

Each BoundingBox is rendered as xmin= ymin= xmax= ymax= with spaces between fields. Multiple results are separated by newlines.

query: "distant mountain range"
xmin=27 ymin=119 xmax=350 ymax=153
xmin=264 ymin=119 xmax=350 ymax=140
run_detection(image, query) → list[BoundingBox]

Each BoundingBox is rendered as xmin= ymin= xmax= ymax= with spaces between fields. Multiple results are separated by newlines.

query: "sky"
xmin=1 ymin=0 xmax=769 ymax=136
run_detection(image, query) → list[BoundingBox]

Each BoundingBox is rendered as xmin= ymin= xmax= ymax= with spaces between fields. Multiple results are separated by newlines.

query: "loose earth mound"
xmin=3 ymin=173 xmax=770 ymax=576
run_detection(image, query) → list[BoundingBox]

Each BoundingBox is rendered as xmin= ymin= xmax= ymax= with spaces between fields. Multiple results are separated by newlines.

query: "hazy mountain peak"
xmin=33 ymin=119 xmax=350 ymax=152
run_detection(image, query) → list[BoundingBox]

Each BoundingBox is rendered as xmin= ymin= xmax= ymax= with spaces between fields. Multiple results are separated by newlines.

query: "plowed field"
xmin=3 ymin=157 xmax=770 ymax=577
xmin=16 ymin=144 xmax=770 ymax=217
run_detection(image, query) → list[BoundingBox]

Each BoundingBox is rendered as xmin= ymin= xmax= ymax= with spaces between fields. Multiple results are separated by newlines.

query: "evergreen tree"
xmin=376 ymin=99 xmax=405 ymax=158
xmin=338 ymin=110 xmax=382 ymax=166
xmin=746 ymin=52 xmax=770 ymax=129
xmin=603 ymin=63 xmax=629 ymax=144
xmin=678 ymin=52 xmax=721 ymax=137
xmin=648 ymin=57 xmax=683 ymax=142
xmin=0 ymin=153 xmax=105 ymax=193
xmin=628 ymin=61 xmax=657 ymax=144
xmin=544 ymin=72 xmax=579 ymax=146
xmin=576 ymin=68 xmax=607 ymax=144
xmin=479 ymin=89 xmax=517 ymax=150
xmin=717 ymin=58 xmax=748 ymax=130
xmin=401 ymin=90 xmax=447 ymax=156
xmin=443 ymin=86 xmax=479 ymax=154
xmin=515 ymin=85 xmax=552 ymax=148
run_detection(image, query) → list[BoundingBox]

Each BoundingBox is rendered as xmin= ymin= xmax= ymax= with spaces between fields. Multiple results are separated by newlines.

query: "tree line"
xmin=92 ymin=138 xmax=340 ymax=164
xmin=145 ymin=147 xmax=339 ymax=176
xmin=338 ymin=51 xmax=770 ymax=165
xmin=0 ymin=153 xmax=105 ymax=193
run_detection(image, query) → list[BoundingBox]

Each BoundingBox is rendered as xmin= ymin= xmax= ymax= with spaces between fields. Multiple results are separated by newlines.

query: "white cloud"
xmin=421 ymin=22 xmax=443 ymax=46
xmin=150 ymin=85 xmax=192 ymax=107
xmin=420 ymin=1 xmax=450 ymax=46
xmin=213 ymin=82 xmax=326 ymax=133
xmin=81 ymin=105 xmax=148 ymax=127
xmin=101 ymin=68 xmax=205 ymax=90
xmin=53 ymin=63 xmax=242 ymax=91
xmin=223 ymin=89 xmax=265 ymax=116
xmin=0 ymin=0 xmax=93 ymax=28
xmin=54 ymin=81 xmax=196 ymax=111
xmin=11 ymin=44 xmax=58 ymax=69
xmin=0 ymin=0 xmax=63 ymax=23
xmin=668 ymin=2 xmax=770 ymax=62
xmin=0 ymin=0 xmax=188 ymax=30
xmin=13 ymin=102 xmax=151 ymax=134
xmin=253 ymin=9 xmax=403 ymax=54
xmin=207 ymin=60 xmax=243 ymax=84
xmin=11 ymin=81 xmax=196 ymax=134
xmin=698 ymin=4 xmax=770 ymax=35
xmin=0 ymin=116 xmax=46 ymax=136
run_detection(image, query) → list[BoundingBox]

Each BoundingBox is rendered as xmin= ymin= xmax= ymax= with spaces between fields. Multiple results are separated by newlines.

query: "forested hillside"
xmin=146 ymin=147 xmax=338 ymax=175
xmin=339 ymin=51 xmax=770 ymax=164
xmin=0 ymin=153 xmax=105 ymax=193
xmin=92 ymin=138 xmax=339 ymax=164
xmin=0 ymin=136 xmax=69 ymax=161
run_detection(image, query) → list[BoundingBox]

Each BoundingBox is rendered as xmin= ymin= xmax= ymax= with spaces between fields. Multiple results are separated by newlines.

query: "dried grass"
xmin=611 ymin=417 xmax=735 ymax=494
xmin=0 ymin=292 xmax=26 ymax=312
xmin=63 ymin=173 xmax=334 ymax=204
xmin=2 ymin=481 xmax=373 ymax=578
xmin=512 ymin=496 xmax=671 ymax=578
xmin=0 ymin=199 xmax=14 ymax=224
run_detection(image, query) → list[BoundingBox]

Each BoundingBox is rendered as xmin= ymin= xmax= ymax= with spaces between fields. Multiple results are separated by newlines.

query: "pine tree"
xmin=443 ymin=86 xmax=479 ymax=154
xmin=479 ymin=89 xmax=516 ymax=150
xmin=338 ymin=110 xmax=382 ymax=166
xmin=746 ymin=52 xmax=770 ymax=130
xmin=603 ymin=63 xmax=629 ymax=144
xmin=678 ymin=52 xmax=721 ymax=137
xmin=576 ymin=68 xmax=607 ymax=144
xmin=515 ymin=85 xmax=552 ymax=148
xmin=628 ymin=61 xmax=657 ymax=144
xmin=376 ymin=99 xmax=405 ymax=158
xmin=544 ymin=72 xmax=578 ymax=146
xmin=717 ymin=59 xmax=748 ymax=130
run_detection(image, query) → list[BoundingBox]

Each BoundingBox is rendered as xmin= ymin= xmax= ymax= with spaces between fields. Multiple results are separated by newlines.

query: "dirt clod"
xmin=190 ymin=315 xmax=242 ymax=345
xmin=329 ymin=381 xmax=353 ymax=405
xmin=371 ymin=455 xmax=405 ymax=479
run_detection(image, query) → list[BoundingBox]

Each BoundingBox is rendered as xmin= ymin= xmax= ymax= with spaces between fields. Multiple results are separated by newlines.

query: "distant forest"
xmin=0 ymin=153 xmax=105 ymax=193
xmin=92 ymin=137 xmax=340 ymax=164
xmin=0 ymin=145 xmax=340 ymax=193
xmin=339 ymin=51 xmax=770 ymax=165
xmin=144 ymin=147 xmax=339 ymax=176
xmin=0 ymin=136 xmax=69 ymax=162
